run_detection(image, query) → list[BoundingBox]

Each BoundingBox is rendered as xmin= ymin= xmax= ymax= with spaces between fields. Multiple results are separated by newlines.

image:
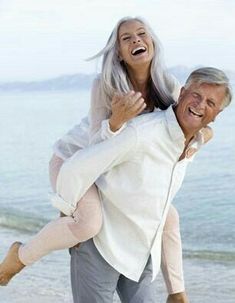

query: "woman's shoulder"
xmin=92 ymin=73 xmax=102 ymax=88
xmin=166 ymin=74 xmax=181 ymax=101
xmin=91 ymin=74 xmax=103 ymax=99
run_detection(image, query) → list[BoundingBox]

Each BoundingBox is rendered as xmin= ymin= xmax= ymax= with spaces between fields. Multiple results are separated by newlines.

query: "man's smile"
xmin=188 ymin=107 xmax=203 ymax=118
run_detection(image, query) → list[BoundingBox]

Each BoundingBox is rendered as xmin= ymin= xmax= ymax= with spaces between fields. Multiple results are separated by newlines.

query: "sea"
xmin=0 ymin=89 xmax=234 ymax=303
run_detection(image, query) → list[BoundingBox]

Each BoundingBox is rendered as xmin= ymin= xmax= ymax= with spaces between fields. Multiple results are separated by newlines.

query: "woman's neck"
xmin=127 ymin=65 xmax=150 ymax=97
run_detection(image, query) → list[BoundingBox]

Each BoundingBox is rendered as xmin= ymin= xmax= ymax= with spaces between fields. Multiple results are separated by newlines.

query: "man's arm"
xmin=52 ymin=125 xmax=138 ymax=216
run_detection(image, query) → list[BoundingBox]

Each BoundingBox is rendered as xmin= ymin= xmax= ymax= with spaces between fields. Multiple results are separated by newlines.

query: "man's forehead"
xmin=186 ymin=82 xmax=226 ymax=107
xmin=187 ymin=82 xmax=224 ymax=91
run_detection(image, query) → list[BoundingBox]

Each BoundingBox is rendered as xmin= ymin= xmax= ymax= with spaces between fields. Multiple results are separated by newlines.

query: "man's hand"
xmin=109 ymin=91 xmax=146 ymax=132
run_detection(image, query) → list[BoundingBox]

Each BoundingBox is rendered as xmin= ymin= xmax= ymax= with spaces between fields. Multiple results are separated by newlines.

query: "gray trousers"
xmin=70 ymin=239 xmax=158 ymax=303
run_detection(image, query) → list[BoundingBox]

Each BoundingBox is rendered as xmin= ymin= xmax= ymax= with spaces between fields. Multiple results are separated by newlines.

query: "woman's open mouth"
xmin=131 ymin=46 xmax=147 ymax=56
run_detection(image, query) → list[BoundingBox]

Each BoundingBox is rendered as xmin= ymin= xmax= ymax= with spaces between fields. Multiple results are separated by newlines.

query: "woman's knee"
xmin=71 ymin=185 xmax=103 ymax=240
xmin=85 ymin=211 xmax=103 ymax=238
xmin=69 ymin=210 xmax=102 ymax=241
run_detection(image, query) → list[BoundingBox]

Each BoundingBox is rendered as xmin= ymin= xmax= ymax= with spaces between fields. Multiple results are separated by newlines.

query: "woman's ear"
xmin=118 ymin=54 xmax=123 ymax=62
xmin=117 ymin=49 xmax=123 ymax=62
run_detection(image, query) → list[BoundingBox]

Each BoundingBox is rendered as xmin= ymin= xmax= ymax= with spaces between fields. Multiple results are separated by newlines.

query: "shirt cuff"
xmin=50 ymin=193 xmax=76 ymax=216
xmin=101 ymin=119 xmax=127 ymax=139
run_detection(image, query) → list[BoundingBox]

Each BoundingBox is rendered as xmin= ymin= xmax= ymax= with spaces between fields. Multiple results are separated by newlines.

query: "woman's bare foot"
xmin=166 ymin=292 xmax=189 ymax=303
xmin=0 ymin=242 xmax=25 ymax=286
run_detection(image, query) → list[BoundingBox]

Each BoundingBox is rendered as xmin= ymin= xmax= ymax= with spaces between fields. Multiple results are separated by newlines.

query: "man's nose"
xmin=197 ymin=98 xmax=206 ymax=109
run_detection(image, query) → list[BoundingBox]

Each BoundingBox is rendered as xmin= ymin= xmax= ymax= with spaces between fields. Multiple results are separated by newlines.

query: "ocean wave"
xmin=0 ymin=208 xmax=49 ymax=233
xmin=1 ymin=208 xmax=234 ymax=262
xmin=183 ymin=249 xmax=235 ymax=262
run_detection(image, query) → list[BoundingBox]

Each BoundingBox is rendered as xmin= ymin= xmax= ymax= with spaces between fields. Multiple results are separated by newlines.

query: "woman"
xmin=0 ymin=17 xmax=211 ymax=303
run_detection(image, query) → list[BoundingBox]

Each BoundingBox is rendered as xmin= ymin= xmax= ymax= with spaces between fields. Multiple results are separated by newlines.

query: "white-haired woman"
xmin=0 ymin=17 xmax=212 ymax=303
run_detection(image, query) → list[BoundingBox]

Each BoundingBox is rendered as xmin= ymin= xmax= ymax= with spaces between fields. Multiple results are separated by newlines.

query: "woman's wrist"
xmin=109 ymin=116 xmax=124 ymax=132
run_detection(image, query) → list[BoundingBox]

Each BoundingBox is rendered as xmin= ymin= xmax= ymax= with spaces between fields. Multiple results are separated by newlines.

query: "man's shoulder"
xmin=130 ymin=110 xmax=167 ymax=131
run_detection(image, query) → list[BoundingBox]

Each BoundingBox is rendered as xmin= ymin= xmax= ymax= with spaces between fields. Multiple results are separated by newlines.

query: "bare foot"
xmin=0 ymin=242 xmax=25 ymax=286
xmin=166 ymin=292 xmax=189 ymax=303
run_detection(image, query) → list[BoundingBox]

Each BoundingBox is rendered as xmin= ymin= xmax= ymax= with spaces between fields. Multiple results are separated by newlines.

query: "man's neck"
xmin=173 ymin=106 xmax=201 ymax=147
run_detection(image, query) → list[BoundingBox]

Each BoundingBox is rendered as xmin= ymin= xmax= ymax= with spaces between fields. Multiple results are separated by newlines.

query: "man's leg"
xmin=116 ymin=257 xmax=158 ymax=303
xmin=70 ymin=239 xmax=119 ymax=303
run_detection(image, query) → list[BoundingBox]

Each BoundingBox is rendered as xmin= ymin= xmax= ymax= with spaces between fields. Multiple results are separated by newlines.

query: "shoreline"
xmin=1 ymin=227 xmax=234 ymax=303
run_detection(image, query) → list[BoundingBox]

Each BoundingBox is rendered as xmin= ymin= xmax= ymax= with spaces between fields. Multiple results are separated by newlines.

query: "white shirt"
xmin=51 ymin=106 xmax=203 ymax=282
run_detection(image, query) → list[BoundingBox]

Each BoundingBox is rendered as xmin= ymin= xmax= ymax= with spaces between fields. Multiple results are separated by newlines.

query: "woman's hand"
xmin=109 ymin=91 xmax=146 ymax=132
xmin=201 ymin=125 xmax=213 ymax=144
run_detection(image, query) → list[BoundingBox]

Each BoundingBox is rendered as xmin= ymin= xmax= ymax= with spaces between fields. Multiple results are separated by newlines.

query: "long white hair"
xmin=88 ymin=16 xmax=177 ymax=110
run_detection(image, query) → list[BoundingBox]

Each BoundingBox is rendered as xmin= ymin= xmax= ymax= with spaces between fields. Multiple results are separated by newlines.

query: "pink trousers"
xmin=19 ymin=155 xmax=184 ymax=294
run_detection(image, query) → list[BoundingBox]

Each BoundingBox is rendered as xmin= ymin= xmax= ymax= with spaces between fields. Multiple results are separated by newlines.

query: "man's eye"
xmin=207 ymin=100 xmax=215 ymax=107
xmin=123 ymin=36 xmax=130 ymax=41
xmin=138 ymin=32 xmax=146 ymax=36
xmin=192 ymin=93 xmax=200 ymax=99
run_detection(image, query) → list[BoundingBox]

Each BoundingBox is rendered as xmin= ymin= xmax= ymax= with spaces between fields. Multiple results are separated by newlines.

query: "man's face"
xmin=175 ymin=82 xmax=226 ymax=135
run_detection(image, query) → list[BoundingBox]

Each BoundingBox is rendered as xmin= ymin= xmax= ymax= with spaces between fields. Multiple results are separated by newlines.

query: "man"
xmin=53 ymin=67 xmax=232 ymax=303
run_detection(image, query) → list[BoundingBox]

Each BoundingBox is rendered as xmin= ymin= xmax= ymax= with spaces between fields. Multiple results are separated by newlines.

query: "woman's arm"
xmin=89 ymin=78 xmax=146 ymax=145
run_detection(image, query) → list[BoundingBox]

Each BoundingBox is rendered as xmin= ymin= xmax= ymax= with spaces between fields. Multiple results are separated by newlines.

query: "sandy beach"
xmin=1 ymin=225 xmax=235 ymax=303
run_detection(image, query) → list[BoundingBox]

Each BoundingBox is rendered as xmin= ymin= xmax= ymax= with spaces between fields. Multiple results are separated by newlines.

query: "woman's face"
xmin=118 ymin=20 xmax=154 ymax=69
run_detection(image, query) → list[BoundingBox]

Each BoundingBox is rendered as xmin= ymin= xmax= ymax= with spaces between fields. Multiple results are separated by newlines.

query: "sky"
xmin=0 ymin=0 xmax=234 ymax=81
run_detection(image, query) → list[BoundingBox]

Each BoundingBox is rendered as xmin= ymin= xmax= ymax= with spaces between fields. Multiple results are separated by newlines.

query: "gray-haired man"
xmin=54 ymin=67 xmax=232 ymax=303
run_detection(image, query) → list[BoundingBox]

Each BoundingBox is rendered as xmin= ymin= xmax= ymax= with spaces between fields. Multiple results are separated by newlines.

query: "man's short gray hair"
xmin=185 ymin=67 xmax=232 ymax=109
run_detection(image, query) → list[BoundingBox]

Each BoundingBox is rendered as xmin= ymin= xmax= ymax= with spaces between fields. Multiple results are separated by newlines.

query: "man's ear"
xmin=178 ymin=87 xmax=185 ymax=101
xmin=212 ymin=108 xmax=223 ymax=122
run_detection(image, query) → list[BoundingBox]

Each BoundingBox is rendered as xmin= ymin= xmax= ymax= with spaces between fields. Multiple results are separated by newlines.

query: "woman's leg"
xmin=18 ymin=184 xmax=102 ymax=265
xmin=161 ymin=205 xmax=189 ymax=303
xmin=0 ymin=155 xmax=102 ymax=285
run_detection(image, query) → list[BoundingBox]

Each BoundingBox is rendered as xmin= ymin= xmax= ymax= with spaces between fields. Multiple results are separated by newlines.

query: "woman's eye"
xmin=122 ymin=36 xmax=130 ymax=41
xmin=138 ymin=32 xmax=146 ymax=36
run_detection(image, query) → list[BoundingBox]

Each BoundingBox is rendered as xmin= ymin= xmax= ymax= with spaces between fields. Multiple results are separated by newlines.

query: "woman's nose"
xmin=132 ymin=35 xmax=140 ymax=44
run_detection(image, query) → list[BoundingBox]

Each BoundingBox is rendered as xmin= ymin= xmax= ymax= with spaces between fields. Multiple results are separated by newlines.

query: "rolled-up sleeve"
xmin=51 ymin=125 xmax=138 ymax=216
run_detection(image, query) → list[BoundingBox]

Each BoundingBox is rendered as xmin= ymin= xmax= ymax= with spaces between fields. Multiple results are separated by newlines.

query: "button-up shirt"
xmin=52 ymin=105 xmax=203 ymax=282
